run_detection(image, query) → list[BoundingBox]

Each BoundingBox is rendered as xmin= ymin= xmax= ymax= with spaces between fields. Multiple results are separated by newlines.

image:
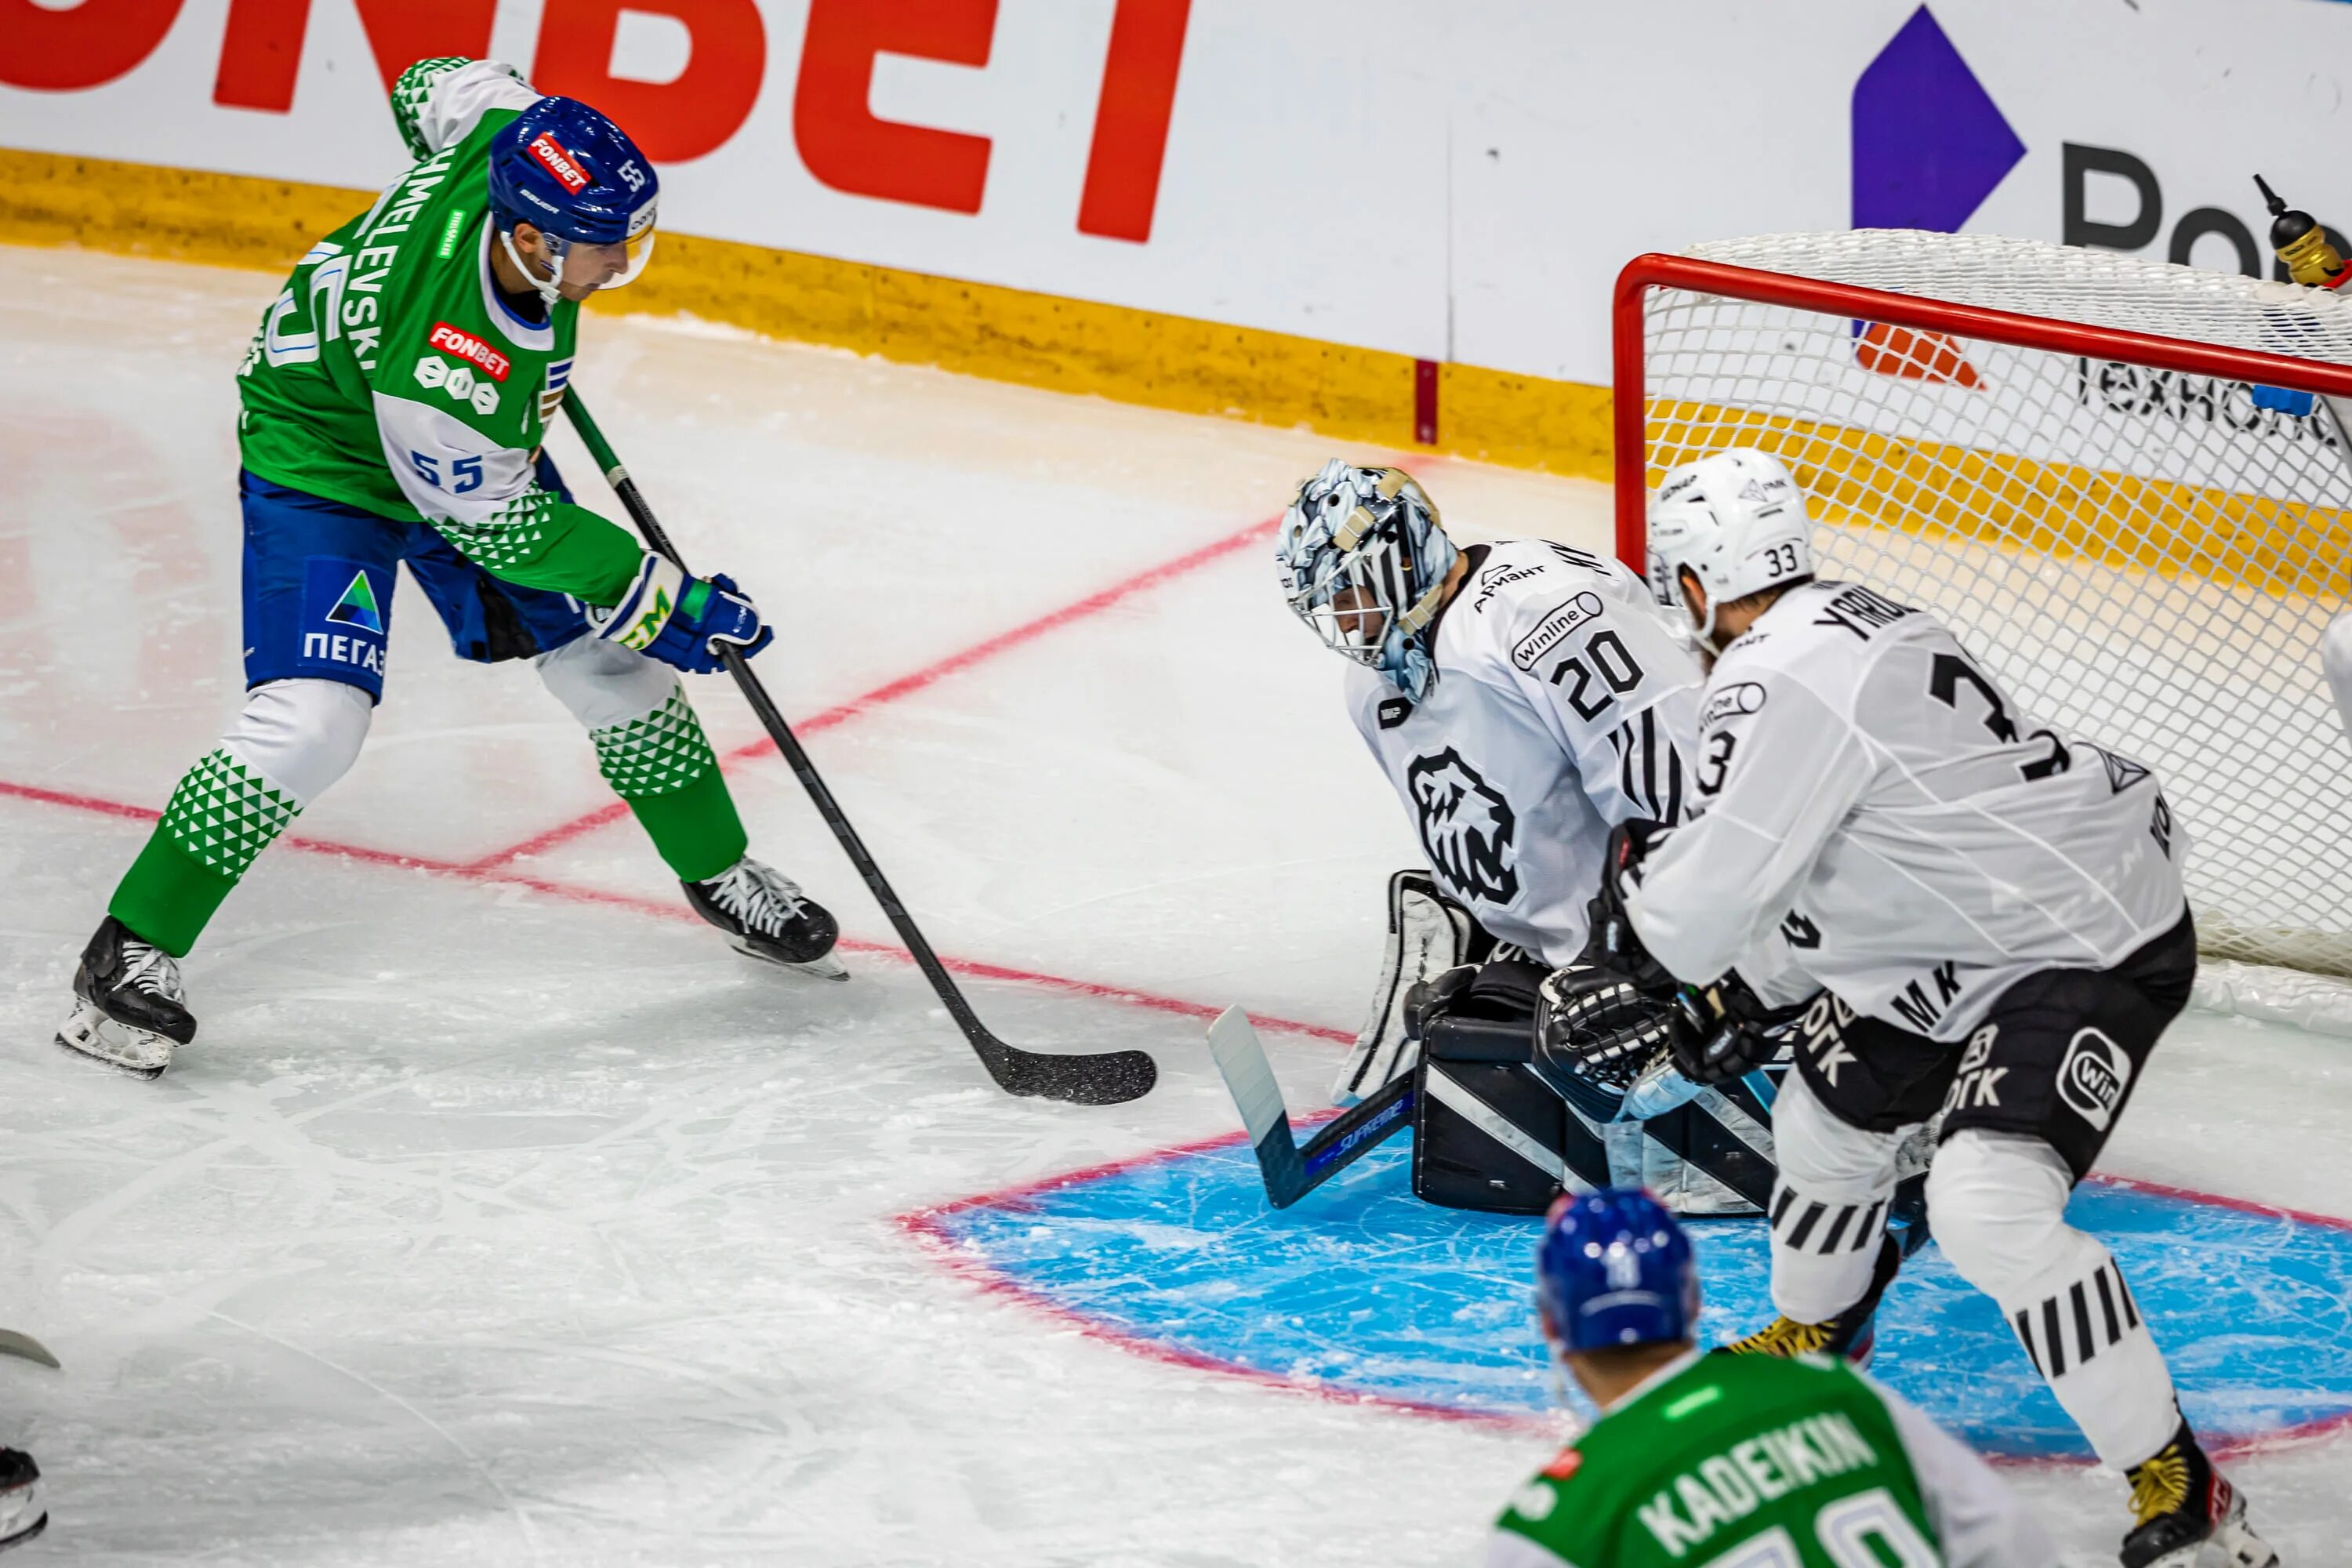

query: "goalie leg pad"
xmin=1410 ymin=956 xmax=1610 ymax=1213
xmin=1332 ymin=869 xmax=1488 ymax=1105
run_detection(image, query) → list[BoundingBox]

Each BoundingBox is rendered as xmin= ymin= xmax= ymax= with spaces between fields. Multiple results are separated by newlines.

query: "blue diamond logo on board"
xmin=1848 ymin=7 xmax=2026 ymax=386
xmin=1852 ymin=5 xmax=2025 ymax=234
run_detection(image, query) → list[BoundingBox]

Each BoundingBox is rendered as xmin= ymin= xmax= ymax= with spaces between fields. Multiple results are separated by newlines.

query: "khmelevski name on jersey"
xmin=233 ymin=60 xmax=640 ymax=606
xmin=1628 ymin=579 xmax=2187 ymax=1042
xmin=1346 ymin=539 xmax=1703 ymax=966
xmin=1487 ymin=1349 xmax=2045 ymax=1568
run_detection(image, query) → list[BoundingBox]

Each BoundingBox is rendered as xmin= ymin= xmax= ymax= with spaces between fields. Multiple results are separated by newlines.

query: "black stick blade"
xmin=990 ymin=1043 xmax=1159 ymax=1105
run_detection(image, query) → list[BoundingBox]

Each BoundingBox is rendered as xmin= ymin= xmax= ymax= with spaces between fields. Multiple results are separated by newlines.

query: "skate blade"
xmin=0 ymin=1480 xmax=43 ymax=1555
xmin=728 ymin=938 xmax=850 ymax=982
xmin=56 ymin=1002 xmax=172 ymax=1079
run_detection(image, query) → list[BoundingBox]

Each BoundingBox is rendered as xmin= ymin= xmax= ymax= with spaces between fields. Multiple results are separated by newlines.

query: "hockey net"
xmin=1616 ymin=230 xmax=2352 ymax=1032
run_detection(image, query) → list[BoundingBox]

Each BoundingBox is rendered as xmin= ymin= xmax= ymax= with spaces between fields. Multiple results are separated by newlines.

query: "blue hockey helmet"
xmin=1536 ymin=1188 xmax=1700 ymax=1352
xmin=488 ymin=96 xmax=659 ymax=303
xmin=1276 ymin=459 xmax=1458 ymax=701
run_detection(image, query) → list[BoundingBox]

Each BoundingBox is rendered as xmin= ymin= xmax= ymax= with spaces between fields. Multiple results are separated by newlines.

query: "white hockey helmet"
xmin=1646 ymin=448 xmax=1813 ymax=638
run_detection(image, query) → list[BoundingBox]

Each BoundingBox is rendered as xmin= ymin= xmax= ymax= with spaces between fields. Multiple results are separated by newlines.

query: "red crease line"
xmin=898 ymin=1151 xmax=2352 ymax=1465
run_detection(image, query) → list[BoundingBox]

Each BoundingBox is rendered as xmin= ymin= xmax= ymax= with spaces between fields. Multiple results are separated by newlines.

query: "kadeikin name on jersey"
xmin=1348 ymin=539 xmax=1704 ymax=967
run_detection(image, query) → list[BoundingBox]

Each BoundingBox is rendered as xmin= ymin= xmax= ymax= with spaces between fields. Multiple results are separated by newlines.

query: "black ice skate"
xmin=0 ymin=1448 xmax=45 ymax=1554
xmin=1724 ymin=1232 xmax=1904 ymax=1368
xmin=57 ymin=916 xmax=195 ymax=1078
xmin=2121 ymin=1419 xmax=2278 ymax=1568
xmin=684 ymin=858 xmax=847 ymax=981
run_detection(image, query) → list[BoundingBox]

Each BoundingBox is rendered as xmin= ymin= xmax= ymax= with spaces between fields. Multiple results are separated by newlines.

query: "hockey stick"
xmin=1207 ymin=1007 xmax=1415 ymax=1207
xmin=564 ymin=390 xmax=1158 ymax=1106
xmin=0 ymin=1332 xmax=58 ymax=1370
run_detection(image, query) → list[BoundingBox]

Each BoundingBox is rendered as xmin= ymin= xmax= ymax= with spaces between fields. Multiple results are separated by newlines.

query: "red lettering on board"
xmin=534 ymin=0 xmax=765 ymax=164
xmin=1077 ymin=0 xmax=1190 ymax=243
xmin=0 ymin=0 xmax=183 ymax=92
xmin=794 ymin=0 xmax=996 ymax=215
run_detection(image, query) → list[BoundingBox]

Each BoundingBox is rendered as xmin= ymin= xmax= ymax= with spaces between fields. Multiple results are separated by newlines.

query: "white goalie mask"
xmin=1646 ymin=448 xmax=1814 ymax=639
xmin=1277 ymin=460 xmax=1459 ymax=700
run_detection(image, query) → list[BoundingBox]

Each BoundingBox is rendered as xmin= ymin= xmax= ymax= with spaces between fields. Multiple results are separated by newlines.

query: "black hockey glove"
xmin=1666 ymin=972 xmax=1799 ymax=1087
xmin=1535 ymin=964 xmax=1674 ymax=1090
xmin=1582 ymin=820 xmax=1676 ymax=996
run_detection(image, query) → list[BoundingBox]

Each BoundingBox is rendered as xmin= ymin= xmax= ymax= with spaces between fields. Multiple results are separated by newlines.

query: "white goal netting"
xmin=1633 ymin=230 xmax=2352 ymax=1023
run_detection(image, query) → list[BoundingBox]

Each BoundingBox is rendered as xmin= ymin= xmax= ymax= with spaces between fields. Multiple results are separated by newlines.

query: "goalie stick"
xmin=564 ymin=391 xmax=1157 ymax=1107
xmin=1207 ymin=1007 xmax=1415 ymax=1207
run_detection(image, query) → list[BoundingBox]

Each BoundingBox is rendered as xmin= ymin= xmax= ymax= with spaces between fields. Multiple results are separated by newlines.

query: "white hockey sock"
xmin=1766 ymin=1070 xmax=1906 ymax=1323
xmin=1929 ymin=1130 xmax=2181 ymax=1468
xmin=218 ymin=678 xmax=373 ymax=806
xmin=537 ymin=633 xmax=678 ymax=731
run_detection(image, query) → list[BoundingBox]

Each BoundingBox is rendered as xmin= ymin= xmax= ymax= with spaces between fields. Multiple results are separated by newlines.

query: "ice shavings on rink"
xmin=912 ymin=1134 xmax=2352 ymax=1461
xmin=9 ymin=248 xmax=2352 ymax=1561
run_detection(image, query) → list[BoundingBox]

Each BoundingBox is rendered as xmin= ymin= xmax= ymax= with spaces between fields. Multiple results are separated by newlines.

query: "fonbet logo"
xmin=426 ymin=321 xmax=510 ymax=383
xmin=528 ymin=133 xmax=591 ymax=194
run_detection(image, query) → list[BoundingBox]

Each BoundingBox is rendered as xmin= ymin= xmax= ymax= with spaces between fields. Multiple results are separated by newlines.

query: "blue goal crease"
xmin=928 ymin=1136 xmax=2352 ymax=1461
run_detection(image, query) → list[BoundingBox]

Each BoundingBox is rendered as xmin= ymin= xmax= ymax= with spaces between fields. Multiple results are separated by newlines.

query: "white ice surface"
xmin=0 ymin=247 xmax=2347 ymax=1564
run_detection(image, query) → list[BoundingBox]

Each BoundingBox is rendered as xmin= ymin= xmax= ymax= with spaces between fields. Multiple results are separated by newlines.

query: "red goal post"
xmin=1610 ymin=232 xmax=2352 ymax=1020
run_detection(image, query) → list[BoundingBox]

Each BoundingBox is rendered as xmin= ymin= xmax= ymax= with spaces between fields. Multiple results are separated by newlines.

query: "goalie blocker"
xmin=1411 ymin=958 xmax=1782 ymax=1214
xmin=1216 ymin=872 xmax=1784 ymax=1216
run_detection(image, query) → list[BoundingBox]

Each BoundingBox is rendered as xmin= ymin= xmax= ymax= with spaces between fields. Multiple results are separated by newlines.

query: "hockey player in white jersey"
xmin=1570 ymin=448 xmax=2277 ymax=1567
xmin=1279 ymin=460 xmax=1782 ymax=1213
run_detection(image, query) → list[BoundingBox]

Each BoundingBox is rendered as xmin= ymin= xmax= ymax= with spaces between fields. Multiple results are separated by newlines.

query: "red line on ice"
xmin=0 ymin=777 xmax=1349 ymax=1045
xmin=898 ymin=1144 xmax=2352 ymax=1465
xmin=465 ymin=510 xmax=1286 ymax=872
xmin=896 ymin=1121 xmax=1554 ymax=1439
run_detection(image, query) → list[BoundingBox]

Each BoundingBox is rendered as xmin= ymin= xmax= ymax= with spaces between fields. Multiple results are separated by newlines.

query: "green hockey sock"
xmin=108 ymin=748 xmax=303 ymax=957
xmin=590 ymin=688 xmax=748 ymax=884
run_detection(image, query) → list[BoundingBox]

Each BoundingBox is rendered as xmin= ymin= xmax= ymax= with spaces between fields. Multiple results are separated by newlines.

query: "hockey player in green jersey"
xmin=58 ymin=60 xmax=842 ymax=1078
xmin=1490 ymin=1189 xmax=2056 ymax=1567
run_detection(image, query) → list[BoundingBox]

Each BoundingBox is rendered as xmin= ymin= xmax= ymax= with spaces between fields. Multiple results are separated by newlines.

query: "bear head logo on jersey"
xmin=1406 ymin=749 xmax=1519 ymax=906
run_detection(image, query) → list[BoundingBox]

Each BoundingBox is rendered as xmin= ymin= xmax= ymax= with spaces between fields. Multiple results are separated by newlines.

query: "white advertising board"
xmin=7 ymin=0 xmax=2352 ymax=386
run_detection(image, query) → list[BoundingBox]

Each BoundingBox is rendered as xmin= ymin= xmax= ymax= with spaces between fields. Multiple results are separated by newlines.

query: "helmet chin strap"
xmin=498 ymin=224 xmax=566 ymax=308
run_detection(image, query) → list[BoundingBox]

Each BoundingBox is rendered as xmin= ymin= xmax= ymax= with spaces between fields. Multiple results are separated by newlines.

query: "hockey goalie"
xmin=1276 ymin=459 xmax=1786 ymax=1216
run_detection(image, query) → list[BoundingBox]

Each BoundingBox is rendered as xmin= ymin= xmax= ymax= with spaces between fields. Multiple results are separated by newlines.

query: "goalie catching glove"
xmin=593 ymin=552 xmax=773 ymax=674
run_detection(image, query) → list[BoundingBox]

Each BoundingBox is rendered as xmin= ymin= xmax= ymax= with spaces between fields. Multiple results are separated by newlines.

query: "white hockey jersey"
xmin=1347 ymin=540 xmax=1705 ymax=966
xmin=1626 ymin=579 xmax=2189 ymax=1043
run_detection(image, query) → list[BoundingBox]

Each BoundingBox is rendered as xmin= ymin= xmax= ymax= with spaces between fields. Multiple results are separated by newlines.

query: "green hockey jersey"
xmin=1488 ymin=1350 xmax=2055 ymax=1567
xmin=234 ymin=58 xmax=641 ymax=605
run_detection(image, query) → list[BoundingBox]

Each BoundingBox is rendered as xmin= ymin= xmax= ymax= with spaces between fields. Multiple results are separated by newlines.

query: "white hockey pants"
xmin=1769 ymin=1071 xmax=2181 ymax=1470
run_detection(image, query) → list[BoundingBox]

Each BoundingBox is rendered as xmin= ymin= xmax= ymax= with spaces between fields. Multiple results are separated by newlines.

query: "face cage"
xmin=1288 ymin=532 xmax=1412 ymax=666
